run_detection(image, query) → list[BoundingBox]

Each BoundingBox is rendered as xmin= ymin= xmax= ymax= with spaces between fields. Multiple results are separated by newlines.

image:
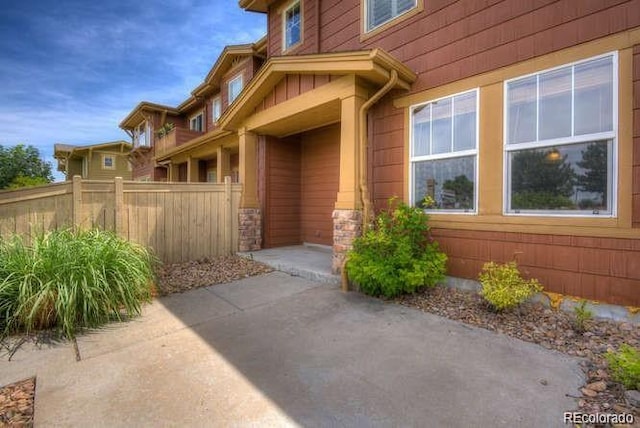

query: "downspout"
xmin=315 ymin=0 xmax=321 ymax=53
xmin=358 ymin=69 xmax=398 ymax=231
xmin=342 ymin=69 xmax=398 ymax=292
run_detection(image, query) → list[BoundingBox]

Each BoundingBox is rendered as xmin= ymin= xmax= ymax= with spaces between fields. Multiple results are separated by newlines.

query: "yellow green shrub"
xmin=478 ymin=261 xmax=542 ymax=311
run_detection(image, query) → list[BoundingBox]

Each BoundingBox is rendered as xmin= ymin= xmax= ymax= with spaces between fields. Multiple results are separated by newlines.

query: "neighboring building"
xmin=53 ymin=141 xmax=132 ymax=180
xmin=123 ymin=0 xmax=640 ymax=306
xmin=119 ymin=40 xmax=266 ymax=182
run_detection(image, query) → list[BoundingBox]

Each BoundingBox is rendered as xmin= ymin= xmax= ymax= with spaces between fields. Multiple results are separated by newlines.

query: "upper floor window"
xmin=283 ymin=0 xmax=301 ymax=50
xmin=410 ymin=89 xmax=478 ymax=213
xmin=134 ymin=121 xmax=150 ymax=147
xmin=212 ymin=97 xmax=221 ymax=122
xmin=504 ymin=53 xmax=616 ymax=216
xmin=366 ymin=0 xmax=416 ymax=32
xmin=102 ymin=154 xmax=115 ymax=170
xmin=190 ymin=112 xmax=204 ymax=132
xmin=228 ymin=74 xmax=243 ymax=104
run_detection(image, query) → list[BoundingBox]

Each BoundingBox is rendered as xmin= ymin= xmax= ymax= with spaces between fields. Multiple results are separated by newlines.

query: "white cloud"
xmin=0 ymin=0 xmax=267 ymax=183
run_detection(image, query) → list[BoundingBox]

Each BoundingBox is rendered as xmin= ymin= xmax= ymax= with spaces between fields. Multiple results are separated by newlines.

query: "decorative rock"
xmin=581 ymin=387 xmax=598 ymax=398
xmin=586 ymin=381 xmax=607 ymax=392
xmin=624 ymin=390 xmax=640 ymax=408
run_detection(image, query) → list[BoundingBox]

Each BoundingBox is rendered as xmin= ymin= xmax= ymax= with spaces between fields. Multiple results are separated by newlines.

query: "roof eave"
xmin=238 ymin=0 xmax=270 ymax=13
xmin=219 ymin=49 xmax=417 ymax=130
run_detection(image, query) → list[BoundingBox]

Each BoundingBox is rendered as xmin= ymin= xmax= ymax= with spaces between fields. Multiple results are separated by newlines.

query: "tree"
xmin=577 ymin=142 xmax=607 ymax=206
xmin=511 ymin=148 xmax=576 ymax=210
xmin=442 ymin=174 xmax=474 ymax=209
xmin=0 ymin=144 xmax=53 ymax=189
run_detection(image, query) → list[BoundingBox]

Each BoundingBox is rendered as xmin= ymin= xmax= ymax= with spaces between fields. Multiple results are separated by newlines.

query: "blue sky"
xmin=0 ymin=0 xmax=266 ymax=180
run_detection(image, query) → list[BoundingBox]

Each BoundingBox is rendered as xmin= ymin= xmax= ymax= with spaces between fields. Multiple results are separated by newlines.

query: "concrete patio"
xmin=0 ymin=272 xmax=584 ymax=427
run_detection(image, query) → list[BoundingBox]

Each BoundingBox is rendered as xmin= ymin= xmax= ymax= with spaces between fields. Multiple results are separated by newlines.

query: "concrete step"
xmin=238 ymin=245 xmax=340 ymax=286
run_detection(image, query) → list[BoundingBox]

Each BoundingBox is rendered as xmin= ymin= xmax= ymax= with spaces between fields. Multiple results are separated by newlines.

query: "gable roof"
xmin=119 ymin=37 xmax=267 ymax=130
xmin=219 ymin=49 xmax=416 ymax=130
xmin=54 ymin=140 xmax=132 ymax=158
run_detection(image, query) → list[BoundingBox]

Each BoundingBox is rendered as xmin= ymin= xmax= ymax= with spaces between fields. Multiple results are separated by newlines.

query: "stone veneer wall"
xmin=332 ymin=209 xmax=362 ymax=274
xmin=239 ymin=208 xmax=262 ymax=252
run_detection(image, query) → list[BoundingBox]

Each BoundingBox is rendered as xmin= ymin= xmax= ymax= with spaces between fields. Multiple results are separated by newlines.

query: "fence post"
xmin=114 ymin=177 xmax=123 ymax=236
xmin=224 ymin=176 xmax=232 ymax=255
xmin=72 ymin=175 xmax=82 ymax=230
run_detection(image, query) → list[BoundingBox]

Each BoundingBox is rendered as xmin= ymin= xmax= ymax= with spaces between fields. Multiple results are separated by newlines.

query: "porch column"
xmin=333 ymin=94 xmax=365 ymax=275
xmin=169 ymin=163 xmax=179 ymax=182
xmin=217 ymin=146 xmax=231 ymax=183
xmin=238 ymin=128 xmax=262 ymax=251
xmin=187 ymin=156 xmax=199 ymax=183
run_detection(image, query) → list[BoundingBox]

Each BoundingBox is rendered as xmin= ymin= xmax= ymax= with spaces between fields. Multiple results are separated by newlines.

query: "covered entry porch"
xmin=224 ymin=50 xmax=416 ymax=272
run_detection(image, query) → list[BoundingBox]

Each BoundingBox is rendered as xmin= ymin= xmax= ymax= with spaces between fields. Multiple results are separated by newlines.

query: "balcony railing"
xmin=155 ymin=128 xmax=203 ymax=158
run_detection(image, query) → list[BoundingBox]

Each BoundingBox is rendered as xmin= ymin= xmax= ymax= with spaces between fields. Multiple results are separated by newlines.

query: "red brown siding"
xmin=433 ymin=228 xmax=640 ymax=306
xmin=300 ymin=124 xmax=340 ymax=245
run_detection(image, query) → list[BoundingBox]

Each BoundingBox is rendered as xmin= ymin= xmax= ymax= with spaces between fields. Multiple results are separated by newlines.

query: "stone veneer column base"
xmin=332 ymin=209 xmax=363 ymax=274
xmin=238 ymin=208 xmax=262 ymax=252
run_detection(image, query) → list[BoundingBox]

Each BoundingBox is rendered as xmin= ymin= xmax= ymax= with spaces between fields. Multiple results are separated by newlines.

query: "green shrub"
xmin=572 ymin=300 xmax=593 ymax=333
xmin=605 ymin=344 xmax=640 ymax=390
xmin=478 ymin=261 xmax=542 ymax=311
xmin=346 ymin=201 xmax=447 ymax=298
xmin=0 ymin=229 xmax=157 ymax=339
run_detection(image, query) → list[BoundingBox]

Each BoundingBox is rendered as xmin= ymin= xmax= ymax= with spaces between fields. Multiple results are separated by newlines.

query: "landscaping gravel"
xmin=0 ymin=377 xmax=35 ymax=427
xmin=395 ymin=286 xmax=640 ymax=421
xmin=154 ymin=256 xmax=273 ymax=295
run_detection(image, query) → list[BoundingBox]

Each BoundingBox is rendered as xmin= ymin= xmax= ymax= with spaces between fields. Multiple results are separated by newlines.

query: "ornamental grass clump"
xmin=346 ymin=200 xmax=447 ymax=298
xmin=478 ymin=261 xmax=543 ymax=311
xmin=0 ymin=229 xmax=157 ymax=340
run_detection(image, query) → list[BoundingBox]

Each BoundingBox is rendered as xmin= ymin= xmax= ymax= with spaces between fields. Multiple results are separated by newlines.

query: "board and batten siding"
xmin=300 ymin=124 xmax=340 ymax=246
xmin=0 ymin=177 xmax=240 ymax=263
xmin=261 ymin=136 xmax=302 ymax=247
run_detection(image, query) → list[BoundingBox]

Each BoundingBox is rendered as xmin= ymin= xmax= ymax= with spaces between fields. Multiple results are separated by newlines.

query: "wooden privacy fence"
xmin=0 ymin=176 xmax=241 ymax=263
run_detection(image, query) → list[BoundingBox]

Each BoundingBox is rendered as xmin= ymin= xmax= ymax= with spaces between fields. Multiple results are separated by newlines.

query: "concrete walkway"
xmin=0 ymin=272 xmax=583 ymax=427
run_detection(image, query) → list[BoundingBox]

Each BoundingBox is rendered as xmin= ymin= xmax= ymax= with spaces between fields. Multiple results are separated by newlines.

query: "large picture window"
xmin=366 ymin=0 xmax=416 ymax=32
xmin=411 ymin=89 xmax=478 ymax=213
xmin=505 ymin=54 xmax=616 ymax=215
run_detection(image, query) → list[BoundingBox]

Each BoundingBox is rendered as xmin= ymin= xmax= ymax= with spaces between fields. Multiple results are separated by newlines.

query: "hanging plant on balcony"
xmin=156 ymin=122 xmax=175 ymax=138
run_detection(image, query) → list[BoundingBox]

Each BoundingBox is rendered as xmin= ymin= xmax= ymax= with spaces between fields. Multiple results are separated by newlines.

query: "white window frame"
xmin=282 ymin=0 xmax=302 ymax=51
xmin=189 ymin=111 xmax=204 ymax=132
xmin=503 ymin=52 xmax=618 ymax=217
xmin=134 ymin=121 xmax=150 ymax=147
xmin=102 ymin=154 xmax=116 ymax=170
xmin=365 ymin=0 xmax=418 ymax=33
xmin=212 ymin=97 xmax=222 ymax=122
xmin=409 ymin=88 xmax=480 ymax=214
xmin=228 ymin=74 xmax=243 ymax=104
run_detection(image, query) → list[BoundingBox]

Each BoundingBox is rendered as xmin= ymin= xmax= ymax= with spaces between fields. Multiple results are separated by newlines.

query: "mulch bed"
xmin=395 ymin=286 xmax=640 ymax=420
xmin=0 ymin=377 xmax=35 ymax=427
